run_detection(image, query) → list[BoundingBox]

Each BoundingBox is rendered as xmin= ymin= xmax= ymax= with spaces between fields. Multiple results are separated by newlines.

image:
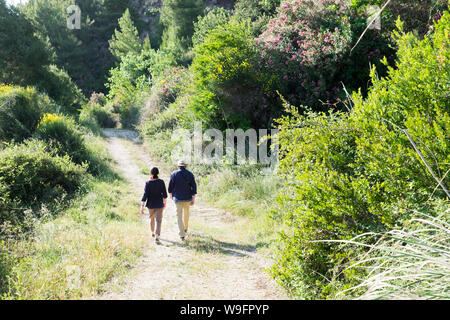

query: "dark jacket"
xmin=141 ymin=179 xmax=168 ymax=209
xmin=168 ymin=167 xmax=197 ymax=202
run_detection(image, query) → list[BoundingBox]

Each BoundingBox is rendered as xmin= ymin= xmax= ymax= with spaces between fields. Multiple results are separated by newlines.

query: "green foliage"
xmin=338 ymin=202 xmax=450 ymax=300
xmin=232 ymin=0 xmax=281 ymax=36
xmin=21 ymin=0 xmax=140 ymax=93
xmin=34 ymin=114 xmax=86 ymax=163
xmin=109 ymin=9 xmax=143 ymax=62
xmin=0 ymin=0 xmax=51 ymax=86
xmin=37 ymin=65 xmax=86 ymax=115
xmin=139 ymin=66 xmax=188 ymax=123
xmin=272 ymin=12 xmax=450 ymax=299
xmin=106 ymin=39 xmax=156 ymax=128
xmin=192 ymin=7 xmax=231 ymax=46
xmin=0 ymin=140 xmax=87 ymax=226
xmin=79 ymin=94 xmax=117 ymax=129
xmin=188 ymin=20 xmax=263 ymax=129
xmin=140 ymin=104 xmax=180 ymax=137
xmin=350 ymin=11 xmax=450 ymax=210
xmin=0 ymin=85 xmax=53 ymax=142
xmin=0 ymin=1 xmax=85 ymax=110
xmin=160 ymin=0 xmax=204 ymax=50
xmin=33 ymin=113 xmax=110 ymax=176
xmin=351 ymin=0 xmax=448 ymax=36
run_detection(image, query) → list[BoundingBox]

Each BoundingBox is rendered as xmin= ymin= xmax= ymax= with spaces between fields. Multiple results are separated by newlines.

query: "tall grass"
xmin=0 ymin=178 xmax=149 ymax=300
xmin=331 ymin=203 xmax=450 ymax=300
xmin=194 ymin=165 xmax=284 ymax=248
xmin=0 ymin=130 xmax=149 ymax=300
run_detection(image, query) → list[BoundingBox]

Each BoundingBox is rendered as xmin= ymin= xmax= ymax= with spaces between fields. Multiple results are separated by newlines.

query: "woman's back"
xmin=142 ymin=179 xmax=168 ymax=209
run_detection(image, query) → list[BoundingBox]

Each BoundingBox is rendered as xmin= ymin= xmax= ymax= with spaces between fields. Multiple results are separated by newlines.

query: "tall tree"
xmin=160 ymin=0 xmax=203 ymax=51
xmin=0 ymin=0 xmax=51 ymax=85
xmin=109 ymin=8 xmax=142 ymax=62
xmin=20 ymin=0 xmax=88 ymax=91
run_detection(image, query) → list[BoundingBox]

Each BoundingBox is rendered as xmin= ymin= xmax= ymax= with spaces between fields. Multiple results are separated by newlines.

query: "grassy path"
xmin=96 ymin=129 xmax=287 ymax=300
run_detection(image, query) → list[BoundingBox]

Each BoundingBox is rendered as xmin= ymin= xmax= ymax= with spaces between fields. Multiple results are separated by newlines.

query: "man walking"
xmin=168 ymin=160 xmax=197 ymax=241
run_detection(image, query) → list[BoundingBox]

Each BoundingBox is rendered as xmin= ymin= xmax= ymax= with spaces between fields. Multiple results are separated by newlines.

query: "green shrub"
xmin=79 ymin=102 xmax=117 ymax=129
xmin=34 ymin=114 xmax=87 ymax=163
xmin=0 ymin=241 xmax=14 ymax=296
xmin=33 ymin=113 xmax=111 ymax=176
xmin=349 ymin=15 xmax=450 ymax=212
xmin=0 ymin=140 xmax=87 ymax=226
xmin=272 ymin=12 xmax=450 ymax=299
xmin=37 ymin=65 xmax=86 ymax=115
xmin=232 ymin=0 xmax=281 ymax=36
xmin=106 ymin=40 xmax=154 ymax=128
xmin=0 ymin=85 xmax=53 ymax=142
xmin=188 ymin=20 xmax=263 ymax=129
xmin=140 ymin=105 xmax=180 ymax=137
xmin=192 ymin=7 xmax=231 ymax=46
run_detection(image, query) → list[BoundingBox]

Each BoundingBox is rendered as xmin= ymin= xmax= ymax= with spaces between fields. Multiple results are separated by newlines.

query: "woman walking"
xmin=141 ymin=167 xmax=168 ymax=243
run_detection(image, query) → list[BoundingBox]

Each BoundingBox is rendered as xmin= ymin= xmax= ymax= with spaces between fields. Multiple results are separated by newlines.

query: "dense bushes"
xmin=139 ymin=66 xmax=188 ymax=135
xmin=271 ymin=12 xmax=450 ymax=299
xmin=187 ymin=20 xmax=264 ymax=129
xmin=34 ymin=114 xmax=87 ymax=164
xmin=0 ymin=0 xmax=51 ymax=89
xmin=37 ymin=65 xmax=85 ymax=115
xmin=256 ymin=0 xmax=388 ymax=109
xmin=192 ymin=7 xmax=231 ymax=46
xmin=0 ymin=2 xmax=85 ymax=112
xmin=0 ymin=85 xmax=53 ymax=142
xmin=0 ymin=140 xmax=87 ymax=226
xmin=79 ymin=93 xmax=117 ymax=129
xmin=34 ymin=113 xmax=112 ymax=176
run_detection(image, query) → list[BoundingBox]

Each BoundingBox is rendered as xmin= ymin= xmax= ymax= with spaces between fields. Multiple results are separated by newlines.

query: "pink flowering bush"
xmin=158 ymin=67 xmax=189 ymax=107
xmin=140 ymin=66 xmax=188 ymax=120
xmin=256 ymin=0 xmax=353 ymax=108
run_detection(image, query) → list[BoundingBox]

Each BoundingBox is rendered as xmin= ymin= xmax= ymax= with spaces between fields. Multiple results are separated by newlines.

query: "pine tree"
xmin=109 ymin=8 xmax=142 ymax=62
xmin=160 ymin=0 xmax=203 ymax=50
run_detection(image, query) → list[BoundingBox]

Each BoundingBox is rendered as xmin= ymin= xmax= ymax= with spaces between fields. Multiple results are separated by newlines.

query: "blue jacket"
xmin=141 ymin=179 xmax=168 ymax=209
xmin=168 ymin=167 xmax=197 ymax=202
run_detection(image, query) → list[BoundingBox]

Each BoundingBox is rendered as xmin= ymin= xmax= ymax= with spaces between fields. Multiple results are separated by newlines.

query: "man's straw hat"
xmin=177 ymin=159 xmax=188 ymax=167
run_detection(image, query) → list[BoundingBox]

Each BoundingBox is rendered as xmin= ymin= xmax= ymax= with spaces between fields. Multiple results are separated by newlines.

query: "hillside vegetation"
xmin=0 ymin=0 xmax=449 ymax=299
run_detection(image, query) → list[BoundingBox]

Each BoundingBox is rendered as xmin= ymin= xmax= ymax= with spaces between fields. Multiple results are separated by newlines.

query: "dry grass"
xmin=1 ymin=177 xmax=149 ymax=300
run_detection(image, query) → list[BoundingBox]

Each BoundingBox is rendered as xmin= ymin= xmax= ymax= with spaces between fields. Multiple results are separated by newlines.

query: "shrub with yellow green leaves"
xmin=272 ymin=12 xmax=450 ymax=299
xmin=0 ymin=85 xmax=53 ymax=142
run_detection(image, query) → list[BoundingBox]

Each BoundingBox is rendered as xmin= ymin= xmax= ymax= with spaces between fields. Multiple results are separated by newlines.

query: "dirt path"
xmin=97 ymin=129 xmax=287 ymax=300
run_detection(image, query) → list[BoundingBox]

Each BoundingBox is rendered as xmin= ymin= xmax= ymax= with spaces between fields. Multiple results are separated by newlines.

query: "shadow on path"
xmin=185 ymin=233 xmax=256 ymax=257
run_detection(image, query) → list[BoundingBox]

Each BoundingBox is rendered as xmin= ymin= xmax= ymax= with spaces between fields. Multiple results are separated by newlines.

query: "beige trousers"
xmin=176 ymin=201 xmax=190 ymax=237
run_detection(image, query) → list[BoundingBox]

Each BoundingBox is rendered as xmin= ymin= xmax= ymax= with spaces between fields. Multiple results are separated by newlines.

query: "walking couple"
xmin=140 ymin=160 xmax=197 ymax=243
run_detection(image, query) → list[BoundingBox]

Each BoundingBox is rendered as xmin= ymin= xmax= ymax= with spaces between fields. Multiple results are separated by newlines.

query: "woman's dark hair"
xmin=150 ymin=167 xmax=159 ymax=179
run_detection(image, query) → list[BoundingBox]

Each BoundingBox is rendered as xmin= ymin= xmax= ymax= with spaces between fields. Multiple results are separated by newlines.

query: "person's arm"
xmin=168 ymin=174 xmax=174 ymax=200
xmin=190 ymin=174 xmax=197 ymax=205
xmin=141 ymin=183 xmax=148 ymax=214
xmin=161 ymin=180 xmax=168 ymax=208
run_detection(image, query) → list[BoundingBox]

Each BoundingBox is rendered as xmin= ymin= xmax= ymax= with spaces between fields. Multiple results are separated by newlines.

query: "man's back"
xmin=168 ymin=167 xmax=197 ymax=202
